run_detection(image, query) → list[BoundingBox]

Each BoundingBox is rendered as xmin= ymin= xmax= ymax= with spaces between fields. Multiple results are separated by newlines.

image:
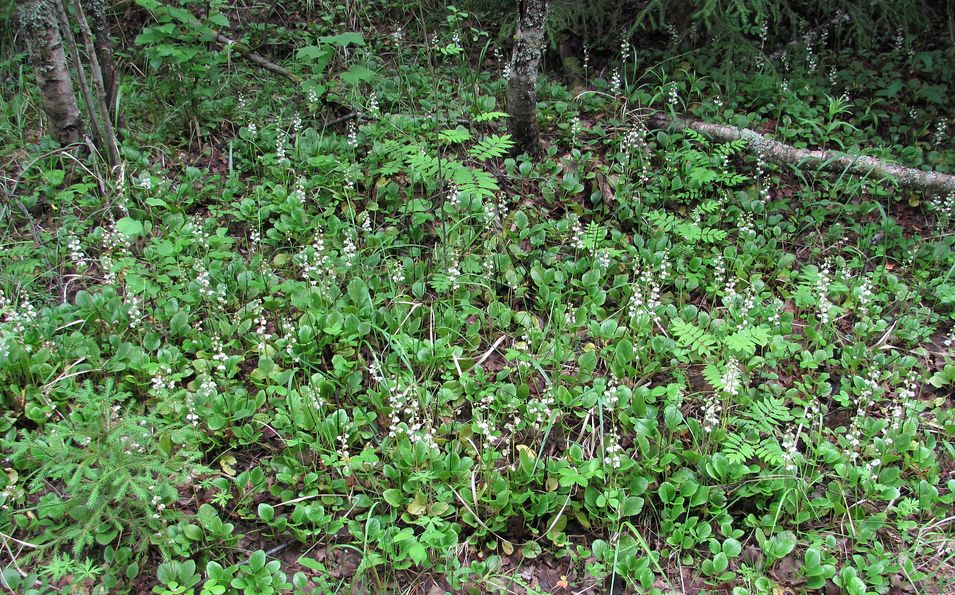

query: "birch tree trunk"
xmin=507 ymin=0 xmax=548 ymax=156
xmin=19 ymin=0 xmax=84 ymax=145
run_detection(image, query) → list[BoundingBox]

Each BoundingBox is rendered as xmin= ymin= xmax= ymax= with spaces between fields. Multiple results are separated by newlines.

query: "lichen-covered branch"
xmin=19 ymin=0 xmax=84 ymax=145
xmin=648 ymin=114 xmax=955 ymax=195
xmin=507 ymin=0 xmax=548 ymax=156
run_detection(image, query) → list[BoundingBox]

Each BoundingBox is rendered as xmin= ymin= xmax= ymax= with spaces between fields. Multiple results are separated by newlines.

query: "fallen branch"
xmin=142 ymin=1 xmax=300 ymax=83
xmin=647 ymin=114 xmax=955 ymax=195
xmin=321 ymin=111 xmax=358 ymax=128
xmin=217 ymin=34 xmax=301 ymax=84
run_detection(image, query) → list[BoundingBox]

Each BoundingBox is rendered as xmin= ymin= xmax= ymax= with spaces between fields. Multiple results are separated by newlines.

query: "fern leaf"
xmin=684 ymin=128 xmax=708 ymax=145
xmin=744 ymin=397 xmax=793 ymax=433
xmin=452 ymin=167 xmax=499 ymax=198
xmin=703 ymin=362 xmax=724 ymax=390
xmin=722 ymin=432 xmax=755 ymax=465
xmin=756 ymin=438 xmax=784 ymax=466
xmin=647 ymin=210 xmax=680 ymax=232
xmin=469 ymin=134 xmax=515 ymax=161
xmin=694 ymin=199 xmax=721 ymax=216
xmin=670 ymin=318 xmax=717 ymax=357
xmin=439 ymin=127 xmax=472 ymax=144
xmin=582 ymin=222 xmax=607 ymax=251
xmin=473 ymin=111 xmax=509 ymax=123
xmin=725 ymin=330 xmax=755 ymax=357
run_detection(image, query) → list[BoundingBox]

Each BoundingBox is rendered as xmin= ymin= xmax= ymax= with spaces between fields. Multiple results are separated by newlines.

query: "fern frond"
xmin=703 ymin=362 xmax=724 ymax=390
xmin=722 ymin=432 xmax=755 ymax=464
xmin=582 ymin=222 xmax=607 ymax=251
xmin=439 ymin=127 xmax=472 ymax=144
xmin=740 ymin=397 xmax=793 ymax=434
xmin=694 ymin=199 xmax=721 ymax=216
xmin=452 ymin=166 xmax=499 ymax=198
xmin=647 ymin=210 xmax=681 ymax=232
xmin=756 ymin=438 xmax=784 ymax=466
xmin=473 ymin=111 xmax=509 ymax=123
xmin=684 ymin=128 xmax=708 ymax=145
xmin=725 ymin=325 xmax=770 ymax=357
xmin=469 ymin=134 xmax=515 ymax=161
xmin=670 ymin=318 xmax=717 ymax=357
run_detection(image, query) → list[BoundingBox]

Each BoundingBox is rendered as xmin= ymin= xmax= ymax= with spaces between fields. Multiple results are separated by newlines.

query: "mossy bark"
xmin=507 ymin=0 xmax=548 ymax=157
xmin=19 ymin=0 xmax=84 ymax=145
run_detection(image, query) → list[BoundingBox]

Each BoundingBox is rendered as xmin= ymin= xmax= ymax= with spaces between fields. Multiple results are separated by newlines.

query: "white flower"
xmin=781 ymin=432 xmax=799 ymax=473
xmin=186 ymin=215 xmax=211 ymax=249
xmin=571 ymin=217 xmax=586 ymax=250
xmin=368 ymin=92 xmax=380 ymax=116
xmin=291 ymin=179 xmax=307 ymax=205
xmin=596 ymin=250 xmax=611 ymax=269
xmin=150 ymin=364 xmax=174 ymax=393
xmin=67 ymin=234 xmax=88 ymax=269
xmin=720 ymin=359 xmax=742 ymax=397
xmin=702 ymin=399 xmax=722 ymax=433
xmin=275 ymin=132 xmax=289 ymax=165
xmin=298 ymin=235 xmax=332 ymax=287
xmin=125 ymin=293 xmax=143 ymax=329
xmin=668 ymin=85 xmax=679 ymax=107
xmin=894 ymin=29 xmax=905 ymax=51
xmin=929 ymin=191 xmax=954 ymax=229
xmin=609 ymin=68 xmax=621 ymax=94
xmin=447 ymin=257 xmax=461 ymax=291
xmin=603 ymin=378 xmax=620 ymax=408
xmin=337 ymin=430 xmax=350 ymax=462
xmin=816 ymin=261 xmax=834 ymax=325
xmin=484 ymin=194 xmax=508 ymax=225
xmin=447 ymin=181 xmax=462 ymax=209
xmin=603 ymin=433 xmax=623 ymax=469
xmin=342 ymin=236 xmax=358 ymax=267
xmin=934 ymin=120 xmax=948 ymax=147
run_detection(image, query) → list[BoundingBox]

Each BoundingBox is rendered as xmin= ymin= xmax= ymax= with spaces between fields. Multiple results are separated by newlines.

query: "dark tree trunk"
xmin=54 ymin=0 xmax=103 ymax=149
xmin=507 ymin=0 xmax=547 ymax=157
xmin=83 ymin=0 xmax=117 ymax=115
xmin=19 ymin=0 xmax=84 ymax=145
xmin=70 ymin=0 xmax=120 ymax=166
